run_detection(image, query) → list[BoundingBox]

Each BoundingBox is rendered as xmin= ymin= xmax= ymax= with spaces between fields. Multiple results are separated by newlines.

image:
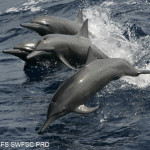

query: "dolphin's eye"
xmin=43 ymin=37 xmax=47 ymax=40
xmin=45 ymin=24 xmax=49 ymax=27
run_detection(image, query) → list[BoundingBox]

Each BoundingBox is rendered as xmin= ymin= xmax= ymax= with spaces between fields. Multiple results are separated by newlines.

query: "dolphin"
xmin=39 ymin=47 xmax=150 ymax=133
xmin=2 ymin=42 xmax=57 ymax=70
xmin=21 ymin=9 xmax=84 ymax=36
xmin=27 ymin=19 xmax=109 ymax=70
xmin=3 ymin=42 xmax=36 ymax=62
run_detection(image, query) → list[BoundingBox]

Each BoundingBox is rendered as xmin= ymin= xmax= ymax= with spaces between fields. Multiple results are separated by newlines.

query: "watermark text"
xmin=0 ymin=142 xmax=49 ymax=148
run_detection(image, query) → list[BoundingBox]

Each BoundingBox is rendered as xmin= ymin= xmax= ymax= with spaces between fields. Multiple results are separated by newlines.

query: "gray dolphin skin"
xmin=3 ymin=42 xmax=36 ymax=61
xmin=39 ymin=47 xmax=150 ymax=134
xmin=3 ymin=42 xmax=57 ymax=70
xmin=21 ymin=9 xmax=83 ymax=36
xmin=27 ymin=19 xmax=109 ymax=69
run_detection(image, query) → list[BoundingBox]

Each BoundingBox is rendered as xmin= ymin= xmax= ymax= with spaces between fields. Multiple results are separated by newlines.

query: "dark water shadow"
xmin=24 ymin=61 xmax=67 ymax=82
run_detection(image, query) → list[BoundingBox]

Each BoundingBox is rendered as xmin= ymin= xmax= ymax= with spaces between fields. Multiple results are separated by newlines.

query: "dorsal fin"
xmin=75 ymin=9 xmax=84 ymax=23
xmin=86 ymin=47 xmax=97 ymax=65
xmin=77 ymin=19 xmax=89 ymax=38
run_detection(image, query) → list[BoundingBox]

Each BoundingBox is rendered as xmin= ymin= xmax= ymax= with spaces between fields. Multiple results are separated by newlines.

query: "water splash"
xmin=84 ymin=5 xmax=138 ymax=62
xmin=83 ymin=4 xmax=150 ymax=88
xmin=122 ymin=63 xmax=150 ymax=88
xmin=5 ymin=0 xmax=47 ymax=13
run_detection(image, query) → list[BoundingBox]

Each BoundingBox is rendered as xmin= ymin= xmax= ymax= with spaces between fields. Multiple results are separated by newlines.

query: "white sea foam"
xmin=101 ymin=1 xmax=115 ymax=6
xmin=22 ymin=0 xmax=37 ymax=6
xmin=122 ymin=63 xmax=150 ymax=88
xmin=83 ymin=4 xmax=150 ymax=88
xmin=30 ymin=7 xmax=41 ymax=12
xmin=123 ymin=0 xmax=138 ymax=5
xmin=22 ymin=0 xmax=47 ymax=6
xmin=6 ymin=0 xmax=47 ymax=13
xmin=6 ymin=7 xmax=19 ymax=13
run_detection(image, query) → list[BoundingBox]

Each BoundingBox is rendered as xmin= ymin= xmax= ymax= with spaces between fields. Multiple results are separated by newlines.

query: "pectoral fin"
xmin=74 ymin=104 xmax=99 ymax=114
xmin=58 ymin=55 xmax=77 ymax=70
xmin=27 ymin=51 xmax=45 ymax=60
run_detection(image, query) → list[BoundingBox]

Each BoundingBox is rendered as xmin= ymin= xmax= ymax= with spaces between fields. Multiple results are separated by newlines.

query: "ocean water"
xmin=0 ymin=0 xmax=150 ymax=149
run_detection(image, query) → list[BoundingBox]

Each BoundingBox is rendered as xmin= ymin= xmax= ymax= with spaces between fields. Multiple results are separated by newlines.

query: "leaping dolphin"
xmin=39 ymin=47 xmax=150 ymax=134
xmin=21 ymin=9 xmax=84 ymax=36
xmin=27 ymin=19 xmax=109 ymax=70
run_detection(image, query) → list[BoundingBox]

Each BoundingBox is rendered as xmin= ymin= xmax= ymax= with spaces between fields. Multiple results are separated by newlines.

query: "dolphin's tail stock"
xmin=138 ymin=70 xmax=150 ymax=75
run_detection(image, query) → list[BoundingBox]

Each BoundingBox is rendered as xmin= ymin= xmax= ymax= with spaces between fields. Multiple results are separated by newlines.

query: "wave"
xmin=5 ymin=0 xmax=44 ymax=13
xmin=4 ymin=0 xmax=77 ymax=14
xmin=2 ymin=0 xmax=150 ymax=88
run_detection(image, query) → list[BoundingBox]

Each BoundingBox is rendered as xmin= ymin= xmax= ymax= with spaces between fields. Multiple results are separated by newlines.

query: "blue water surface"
xmin=1 ymin=0 xmax=150 ymax=149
